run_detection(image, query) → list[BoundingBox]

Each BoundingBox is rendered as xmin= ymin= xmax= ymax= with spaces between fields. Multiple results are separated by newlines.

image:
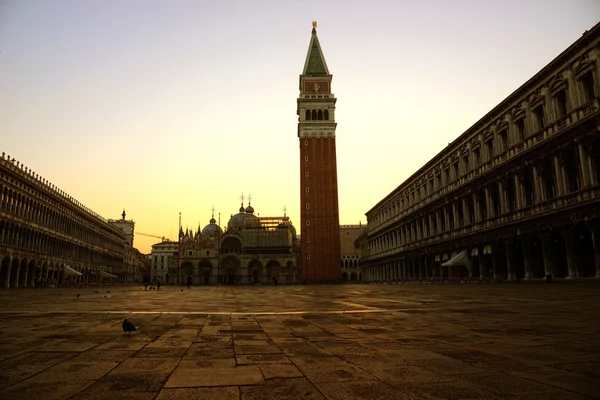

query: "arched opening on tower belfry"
xmin=305 ymin=109 xmax=311 ymax=120
xmin=324 ymin=109 xmax=329 ymax=120
xmin=311 ymin=110 xmax=317 ymax=120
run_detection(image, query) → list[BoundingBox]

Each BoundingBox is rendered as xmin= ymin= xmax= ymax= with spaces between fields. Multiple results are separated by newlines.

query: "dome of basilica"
xmin=227 ymin=202 xmax=261 ymax=231
xmin=228 ymin=211 xmax=247 ymax=232
xmin=202 ymin=217 xmax=223 ymax=236
xmin=276 ymin=220 xmax=297 ymax=239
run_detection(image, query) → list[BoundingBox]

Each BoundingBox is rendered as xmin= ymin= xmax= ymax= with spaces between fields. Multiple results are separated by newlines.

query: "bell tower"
xmin=297 ymin=22 xmax=341 ymax=283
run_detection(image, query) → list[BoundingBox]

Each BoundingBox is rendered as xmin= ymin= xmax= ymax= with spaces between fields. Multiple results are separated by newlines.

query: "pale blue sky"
xmin=1 ymin=0 xmax=598 ymax=253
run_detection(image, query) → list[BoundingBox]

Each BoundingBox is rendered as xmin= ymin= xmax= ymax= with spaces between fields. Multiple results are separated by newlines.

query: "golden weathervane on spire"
xmin=312 ymin=21 xmax=317 ymax=29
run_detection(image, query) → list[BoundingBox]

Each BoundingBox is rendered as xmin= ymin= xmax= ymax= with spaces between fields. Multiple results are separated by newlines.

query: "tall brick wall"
xmin=299 ymin=137 xmax=341 ymax=283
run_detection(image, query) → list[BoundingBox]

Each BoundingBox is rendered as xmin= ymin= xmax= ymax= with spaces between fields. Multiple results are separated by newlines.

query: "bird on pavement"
xmin=122 ymin=319 xmax=137 ymax=334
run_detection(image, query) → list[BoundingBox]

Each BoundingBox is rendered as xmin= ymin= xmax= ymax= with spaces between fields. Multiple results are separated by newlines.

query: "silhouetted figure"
xmin=157 ymin=282 xmax=161 ymax=290
xmin=144 ymin=283 xmax=148 ymax=291
xmin=122 ymin=319 xmax=136 ymax=334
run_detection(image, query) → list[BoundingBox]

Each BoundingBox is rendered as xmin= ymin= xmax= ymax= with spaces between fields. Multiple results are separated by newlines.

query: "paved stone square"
xmin=0 ymin=282 xmax=599 ymax=399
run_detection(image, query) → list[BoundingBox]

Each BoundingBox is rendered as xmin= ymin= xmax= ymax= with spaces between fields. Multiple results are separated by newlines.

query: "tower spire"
xmin=303 ymin=22 xmax=329 ymax=75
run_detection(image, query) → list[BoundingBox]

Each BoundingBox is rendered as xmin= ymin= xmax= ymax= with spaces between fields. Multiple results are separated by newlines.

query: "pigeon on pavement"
xmin=122 ymin=319 xmax=137 ymax=334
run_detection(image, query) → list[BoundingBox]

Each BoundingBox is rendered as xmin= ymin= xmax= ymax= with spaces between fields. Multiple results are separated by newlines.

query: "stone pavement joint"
xmin=0 ymin=283 xmax=599 ymax=399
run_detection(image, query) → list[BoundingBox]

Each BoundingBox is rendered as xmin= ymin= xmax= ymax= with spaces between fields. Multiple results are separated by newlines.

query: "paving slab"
xmin=155 ymin=386 xmax=239 ymax=400
xmin=165 ymin=366 xmax=264 ymax=387
xmin=240 ymin=377 xmax=326 ymax=400
xmin=0 ymin=282 xmax=598 ymax=399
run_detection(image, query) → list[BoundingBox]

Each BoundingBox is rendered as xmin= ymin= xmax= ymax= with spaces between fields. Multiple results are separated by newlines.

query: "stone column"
xmin=540 ymin=232 xmax=555 ymax=278
xmin=468 ymin=249 xmax=475 ymax=278
xmin=505 ymin=240 xmax=516 ymax=281
xmin=491 ymin=242 xmax=500 ymax=279
xmin=554 ymin=155 xmax=566 ymax=197
xmin=521 ymin=235 xmax=534 ymax=280
xmin=428 ymin=214 xmax=434 ymax=236
xmin=444 ymin=208 xmax=450 ymax=231
xmin=533 ymin=165 xmax=544 ymax=202
xmin=452 ymin=202 xmax=459 ymax=228
xmin=473 ymin=193 xmax=481 ymax=223
xmin=462 ymin=198 xmax=469 ymax=225
xmin=20 ymin=267 xmax=28 ymax=288
xmin=12 ymin=265 xmax=20 ymax=289
xmin=578 ymin=142 xmax=591 ymax=188
xmin=562 ymin=229 xmax=578 ymax=279
xmin=485 ymin=187 xmax=492 ymax=220
xmin=4 ymin=262 xmax=11 ymax=289
xmin=478 ymin=249 xmax=486 ymax=278
xmin=498 ymin=180 xmax=507 ymax=215
xmin=514 ymin=173 xmax=523 ymax=210
xmin=588 ymin=222 xmax=600 ymax=278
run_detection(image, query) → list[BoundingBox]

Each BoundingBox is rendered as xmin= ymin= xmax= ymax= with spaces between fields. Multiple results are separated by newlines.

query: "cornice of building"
xmin=366 ymin=22 xmax=600 ymax=217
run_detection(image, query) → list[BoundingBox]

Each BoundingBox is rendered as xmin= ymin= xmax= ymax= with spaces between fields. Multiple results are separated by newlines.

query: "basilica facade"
xmin=170 ymin=202 xmax=298 ymax=285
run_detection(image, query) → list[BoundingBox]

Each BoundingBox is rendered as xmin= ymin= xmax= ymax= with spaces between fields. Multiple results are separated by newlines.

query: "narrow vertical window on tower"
xmin=305 ymin=171 xmax=309 ymax=177
xmin=305 ymin=141 xmax=308 ymax=146
xmin=305 ymin=156 xmax=308 ymax=161
xmin=305 ymin=187 xmax=309 ymax=193
xmin=306 ymin=203 xmax=310 ymax=209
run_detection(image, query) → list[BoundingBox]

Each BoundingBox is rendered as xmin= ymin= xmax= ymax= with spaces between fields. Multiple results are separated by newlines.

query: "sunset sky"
xmin=1 ymin=0 xmax=599 ymax=254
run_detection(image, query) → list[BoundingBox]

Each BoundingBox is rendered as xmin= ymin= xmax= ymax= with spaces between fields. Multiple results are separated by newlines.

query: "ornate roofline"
xmin=366 ymin=22 xmax=600 ymax=216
